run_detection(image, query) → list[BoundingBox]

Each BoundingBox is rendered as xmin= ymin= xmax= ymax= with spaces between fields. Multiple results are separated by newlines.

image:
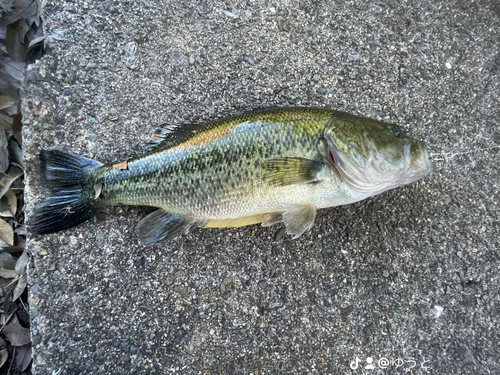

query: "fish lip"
xmin=421 ymin=142 xmax=435 ymax=171
xmin=409 ymin=140 xmax=434 ymax=174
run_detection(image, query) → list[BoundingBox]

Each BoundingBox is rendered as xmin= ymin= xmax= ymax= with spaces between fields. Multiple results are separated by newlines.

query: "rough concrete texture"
xmin=23 ymin=0 xmax=499 ymax=374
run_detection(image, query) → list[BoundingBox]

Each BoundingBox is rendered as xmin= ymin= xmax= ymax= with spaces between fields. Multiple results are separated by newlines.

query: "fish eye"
xmin=387 ymin=124 xmax=401 ymax=137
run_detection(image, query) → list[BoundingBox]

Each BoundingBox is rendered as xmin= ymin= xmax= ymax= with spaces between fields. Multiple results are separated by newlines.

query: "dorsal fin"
xmin=145 ymin=121 xmax=206 ymax=152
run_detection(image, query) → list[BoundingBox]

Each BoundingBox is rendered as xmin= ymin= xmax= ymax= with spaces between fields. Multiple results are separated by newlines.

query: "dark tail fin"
xmin=29 ymin=149 xmax=103 ymax=235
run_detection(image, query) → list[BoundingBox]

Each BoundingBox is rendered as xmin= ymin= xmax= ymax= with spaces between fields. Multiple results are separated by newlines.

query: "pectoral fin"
xmin=282 ymin=204 xmax=317 ymax=239
xmin=263 ymin=157 xmax=324 ymax=186
xmin=136 ymin=209 xmax=206 ymax=245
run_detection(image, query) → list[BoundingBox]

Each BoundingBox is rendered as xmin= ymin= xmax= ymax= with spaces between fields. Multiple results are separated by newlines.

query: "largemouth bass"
xmin=30 ymin=107 xmax=433 ymax=245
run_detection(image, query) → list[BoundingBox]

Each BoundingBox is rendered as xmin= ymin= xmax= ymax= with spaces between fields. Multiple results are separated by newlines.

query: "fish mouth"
xmin=406 ymin=140 xmax=434 ymax=174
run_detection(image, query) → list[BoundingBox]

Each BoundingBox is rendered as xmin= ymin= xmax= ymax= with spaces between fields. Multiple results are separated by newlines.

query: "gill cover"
xmin=324 ymin=115 xmax=431 ymax=197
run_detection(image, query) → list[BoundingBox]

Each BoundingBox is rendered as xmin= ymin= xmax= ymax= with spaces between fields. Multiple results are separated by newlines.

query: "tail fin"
xmin=29 ymin=149 xmax=103 ymax=235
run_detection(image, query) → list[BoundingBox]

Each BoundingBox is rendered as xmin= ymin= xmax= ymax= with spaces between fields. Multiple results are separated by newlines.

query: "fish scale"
xmin=97 ymin=109 xmax=325 ymax=218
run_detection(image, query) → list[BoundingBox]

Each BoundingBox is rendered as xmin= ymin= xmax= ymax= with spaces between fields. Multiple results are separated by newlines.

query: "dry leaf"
xmin=113 ymin=159 xmax=128 ymax=170
xmin=12 ymin=113 xmax=22 ymax=145
xmin=0 ymin=251 xmax=17 ymax=278
xmin=15 ymin=343 xmax=32 ymax=371
xmin=0 ymin=166 xmax=23 ymax=198
xmin=0 ymin=189 xmax=17 ymax=217
xmin=13 ymin=224 xmax=25 ymax=235
xmin=2 ymin=58 xmax=26 ymax=84
xmin=94 ymin=181 xmax=103 ymax=199
xmin=14 ymin=250 xmax=27 ymax=275
xmin=0 ymin=0 xmax=39 ymax=26
xmin=8 ymin=138 xmax=23 ymax=168
xmin=0 ymin=219 xmax=13 ymax=246
xmin=0 ymin=348 xmax=8 ymax=368
xmin=26 ymin=35 xmax=44 ymax=63
xmin=0 ymin=113 xmax=14 ymax=133
xmin=12 ymin=273 xmax=27 ymax=301
xmin=25 ymin=0 xmax=42 ymax=28
xmin=0 ymin=128 xmax=8 ymax=174
xmin=0 ymin=95 xmax=16 ymax=110
xmin=1 ymin=316 xmax=30 ymax=346
xmin=5 ymin=20 xmax=28 ymax=62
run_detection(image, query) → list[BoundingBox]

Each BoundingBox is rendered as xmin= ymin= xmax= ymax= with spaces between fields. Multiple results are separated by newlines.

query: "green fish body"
xmin=30 ymin=107 xmax=432 ymax=245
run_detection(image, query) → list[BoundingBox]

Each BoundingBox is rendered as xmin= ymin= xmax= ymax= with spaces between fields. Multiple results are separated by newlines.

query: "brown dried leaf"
xmin=6 ymin=22 xmax=28 ymax=62
xmin=2 ymin=59 xmax=26 ymax=84
xmin=0 ymin=251 xmax=16 ymax=278
xmin=8 ymin=138 xmax=23 ymax=168
xmin=1 ymin=245 xmax=24 ymax=254
xmin=0 ymin=128 xmax=9 ymax=174
xmin=12 ymin=113 xmax=22 ymax=145
xmin=15 ymin=343 xmax=32 ymax=371
xmin=1 ymin=316 xmax=30 ymax=346
xmin=0 ymin=268 xmax=17 ymax=279
xmin=113 ymin=159 xmax=128 ymax=170
xmin=13 ymin=224 xmax=25 ymax=235
xmin=0 ymin=166 xmax=23 ymax=198
xmin=0 ymin=113 xmax=14 ymax=133
xmin=14 ymin=250 xmax=27 ymax=275
xmin=0 ymin=219 xmax=13 ymax=246
xmin=0 ymin=348 xmax=7 ymax=368
xmin=0 ymin=0 xmax=39 ymax=26
xmin=0 ymin=95 xmax=16 ymax=111
xmin=26 ymin=0 xmax=41 ymax=28
xmin=26 ymin=35 xmax=44 ymax=63
xmin=0 ymin=189 xmax=17 ymax=217
xmin=12 ymin=273 xmax=27 ymax=301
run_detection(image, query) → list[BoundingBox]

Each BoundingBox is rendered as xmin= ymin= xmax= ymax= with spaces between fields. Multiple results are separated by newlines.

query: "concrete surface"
xmin=23 ymin=0 xmax=499 ymax=374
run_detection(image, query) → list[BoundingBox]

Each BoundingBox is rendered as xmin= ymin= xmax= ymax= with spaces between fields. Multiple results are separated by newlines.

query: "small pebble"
xmin=95 ymin=233 xmax=105 ymax=247
xmin=434 ymin=305 xmax=444 ymax=317
xmin=348 ymin=54 xmax=359 ymax=62
xmin=164 ymin=73 xmax=171 ymax=86
xmin=223 ymin=9 xmax=238 ymax=19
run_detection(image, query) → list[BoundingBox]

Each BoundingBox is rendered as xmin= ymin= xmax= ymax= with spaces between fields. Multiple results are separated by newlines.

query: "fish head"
xmin=324 ymin=115 xmax=433 ymax=198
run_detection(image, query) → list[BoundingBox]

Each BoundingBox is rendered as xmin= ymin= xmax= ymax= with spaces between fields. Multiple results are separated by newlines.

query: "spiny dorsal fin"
xmin=263 ymin=157 xmax=324 ymax=186
xmin=145 ymin=121 xmax=206 ymax=152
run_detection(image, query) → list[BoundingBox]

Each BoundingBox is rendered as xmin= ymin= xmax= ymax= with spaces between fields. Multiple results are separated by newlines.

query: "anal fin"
xmin=261 ymin=212 xmax=283 ymax=227
xmin=136 ymin=209 xmax=206 ymax=245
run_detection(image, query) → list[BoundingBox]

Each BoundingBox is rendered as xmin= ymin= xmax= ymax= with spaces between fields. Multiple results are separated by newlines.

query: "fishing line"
xmin=429 ymin=145 xmax=500 ymax=162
